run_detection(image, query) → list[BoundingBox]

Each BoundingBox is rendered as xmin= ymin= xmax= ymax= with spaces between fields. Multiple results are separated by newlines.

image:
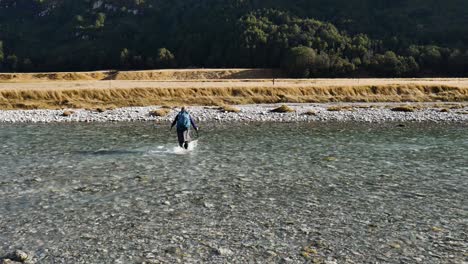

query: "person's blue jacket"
xmin=171 ymin=110 xmax=198 ymax=131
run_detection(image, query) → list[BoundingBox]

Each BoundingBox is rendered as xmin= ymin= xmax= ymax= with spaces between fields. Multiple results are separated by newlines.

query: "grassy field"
xmin=0 ymin=69 xmax=281 ymax=82
xmin=0 ymin=69 xmax=467 ymax=110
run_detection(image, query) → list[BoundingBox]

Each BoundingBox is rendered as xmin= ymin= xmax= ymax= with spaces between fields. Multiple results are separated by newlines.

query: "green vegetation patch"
xmin=1 ymin=2 xmax=468 ymax=77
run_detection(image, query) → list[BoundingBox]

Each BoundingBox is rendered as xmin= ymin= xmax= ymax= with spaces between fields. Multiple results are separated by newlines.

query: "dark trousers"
xmin=176 ymin=129 xmax=190 ymax=147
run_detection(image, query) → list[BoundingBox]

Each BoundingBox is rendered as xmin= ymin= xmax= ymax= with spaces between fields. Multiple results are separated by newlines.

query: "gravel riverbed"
xmin=0 ymin=103 xmax=467 ymax=124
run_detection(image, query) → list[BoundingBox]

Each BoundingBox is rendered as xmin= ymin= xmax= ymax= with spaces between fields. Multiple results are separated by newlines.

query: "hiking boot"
xmin=183 ymin=141 xmax=189 ymax=149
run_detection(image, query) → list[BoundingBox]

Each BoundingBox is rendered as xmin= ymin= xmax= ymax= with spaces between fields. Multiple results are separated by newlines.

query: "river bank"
xmin=1 ymin=76 xmax=468 ymax=110
xmin=0 ymin=103 xmax=466 ymax=123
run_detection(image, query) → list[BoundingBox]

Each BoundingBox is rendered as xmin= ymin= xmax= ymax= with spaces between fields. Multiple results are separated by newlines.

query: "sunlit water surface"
xmin=0 ymin=122 xmax=467 ymax=263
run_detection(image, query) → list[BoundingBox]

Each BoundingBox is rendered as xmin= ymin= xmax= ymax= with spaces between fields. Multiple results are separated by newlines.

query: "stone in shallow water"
xmin=1 ymin=250 xmax=34 ymax=264
xmin=164 ymin=246 xmax=182 ymax=256
xmin=214 ymin=247 xmax=233 ymax=256
xmin=14 ymin=250 xmax=30 ymax=262
xmin=1 ymin=260 xmax=22 ymax=264
xmin=389 ymin=243 xmax=401 ymax=249
xmin=203 ymin=202 xmax=214 ymax=209
xmin=323 ymin=156 xmax=337 ymax=161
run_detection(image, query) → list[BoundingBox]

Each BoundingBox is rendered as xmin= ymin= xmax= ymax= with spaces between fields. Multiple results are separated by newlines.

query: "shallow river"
xmin=0 ymin=122 xmax=467 ymax=263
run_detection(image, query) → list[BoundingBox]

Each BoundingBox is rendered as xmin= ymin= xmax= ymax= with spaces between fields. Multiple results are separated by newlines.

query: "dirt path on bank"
xmin=1 ymin=78 xmax=468 ymax=91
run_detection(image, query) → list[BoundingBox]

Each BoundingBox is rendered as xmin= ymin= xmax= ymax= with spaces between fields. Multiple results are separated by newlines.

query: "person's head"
xmin=181 ymin=106 xmax=187 ymax=112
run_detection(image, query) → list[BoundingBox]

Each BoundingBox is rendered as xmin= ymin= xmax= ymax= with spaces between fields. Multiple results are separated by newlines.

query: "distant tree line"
xmin=1 ymin=0 xmax=468 ymax=77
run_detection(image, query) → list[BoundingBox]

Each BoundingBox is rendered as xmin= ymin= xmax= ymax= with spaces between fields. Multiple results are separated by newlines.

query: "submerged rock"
xmin=0 ymin=250 xmax=34 ymax=264
xmin=323 ymin=156 xmax=337 ymax=161
xmin=14 ymin=251 xmax=29 ymax=262
xmin=203 ymin=202 xmax=214 ymax=209
xmin=214 ymin=247 xmax=234 ymax=256
xmin=164 ymin=246 xmax=182 ymax=256
xmin=1 ymin=259 xmax=22 ymax=264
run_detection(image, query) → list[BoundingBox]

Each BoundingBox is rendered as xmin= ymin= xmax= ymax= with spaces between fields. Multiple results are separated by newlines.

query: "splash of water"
xmin=173 ymin=139 xmax=198 ymax=155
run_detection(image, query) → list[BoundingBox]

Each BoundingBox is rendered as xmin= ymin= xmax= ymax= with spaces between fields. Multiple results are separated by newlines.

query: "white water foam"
xmin=173 ymin=139 xmax=198 ymax=155
xmin=144 ymin=140 xmax=199 ymax=155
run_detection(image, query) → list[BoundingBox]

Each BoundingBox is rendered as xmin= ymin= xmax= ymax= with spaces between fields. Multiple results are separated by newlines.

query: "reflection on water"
xmin=0 ymin=122 xmax=467 ymax=263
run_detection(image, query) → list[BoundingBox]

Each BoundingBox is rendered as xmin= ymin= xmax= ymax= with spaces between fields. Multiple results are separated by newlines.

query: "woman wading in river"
xmin=170 ymin=106 xmax=199 ymax=149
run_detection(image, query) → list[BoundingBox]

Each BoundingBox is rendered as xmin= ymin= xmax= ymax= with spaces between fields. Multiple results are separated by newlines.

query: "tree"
xmin=0 ymin=41 xmax=4 ymax=65
xmin=402 ymin=56 xmax=419 ymax=76
xmin=132 ymin=55 xmax=143 ymax=68
xmin=145 ymin=57 xmax=155 ymax=68
xmin=6 ymin=55 xmax=18 ymax=71
xmin=0 ymin=1 xmax=467 ymax=75
xmin=22 ymin=58 xmax=33 ymax=72
xmin=369 ymin=51 xmax=420 ymax=77
xmin=448 ymin=49 xmax=468 ymax=75
xmin=120 ymin=48 xmax=130 ymax=68
xmin=95 ymin=13 xmax=106 ymax=28
xmin=330 ymin=56 xmax=355 ymax=76
xmin=420 ymin=45 xmax=442 ymax=70
xmin=282 ymin=46 xmax=316 ymax=77
xmin=240 ymin=27 xmax=268 ymax=67
xmin=155 ymin=48 xmax=176 ymax=68
xmin=370 ymin=51 xmax=402 ymax=76
xmin=310 ymin=51 xmax=332 ymax=77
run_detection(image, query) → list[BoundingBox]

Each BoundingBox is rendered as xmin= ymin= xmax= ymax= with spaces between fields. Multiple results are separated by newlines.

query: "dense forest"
xmin=1 ymin=0 xmax=468 ymax=77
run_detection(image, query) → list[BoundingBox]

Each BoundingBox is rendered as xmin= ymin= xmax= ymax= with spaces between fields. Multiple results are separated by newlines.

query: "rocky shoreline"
xmin=0 ymin=103 xmax=467 ymax=124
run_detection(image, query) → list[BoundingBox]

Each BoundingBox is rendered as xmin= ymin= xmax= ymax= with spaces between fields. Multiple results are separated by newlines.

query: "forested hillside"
xmin=1 ymin=0 xmax=468 ymax=77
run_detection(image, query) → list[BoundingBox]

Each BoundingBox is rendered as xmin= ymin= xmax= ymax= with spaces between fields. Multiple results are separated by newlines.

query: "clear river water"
xmin=0 ymin=122 xmax=467 ymax=263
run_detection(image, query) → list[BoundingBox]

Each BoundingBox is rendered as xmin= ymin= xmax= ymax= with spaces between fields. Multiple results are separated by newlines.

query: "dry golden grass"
xmin=0 ymin=84 xmax=466 ymax=110
xmin=106 ymin=105 xmax=117 ymax=111
xmin=160 ymin=105 xmax=174 ymax=109
xmin=0 ymin=69 xmax=280 ymax=82
xmin=355 ymin=105 xmax=372 ymax=109
xmin=327 ymin=105 xmax=354 ymax=111
xmin=303 ymin=110 xmax=317 ymax=116
xmin=219 ymin=105 xmax=241 ymax=113
xmin=0 ymin=72 xmax=467 ymax=110
xmin=149 ymin=108 xmax=171 ymax=117
xmin=270 ymin=104 xmax=295 ymax=113
xmin=448 ymin=104 xmax=464 ymax=109
xmin=62 ymin=110 xmax=74 ymax=116
xmin=390 ymin=106 xmax=416 ymax=112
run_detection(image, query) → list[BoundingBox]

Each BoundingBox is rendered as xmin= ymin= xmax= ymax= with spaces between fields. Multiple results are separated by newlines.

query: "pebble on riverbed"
xmin=0 ymin=250 xmax=35 ymax=264
xmin=0 ymin=103 xmax=466 ymax=123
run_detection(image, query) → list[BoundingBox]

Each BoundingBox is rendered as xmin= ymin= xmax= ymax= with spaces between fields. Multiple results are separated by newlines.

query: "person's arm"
xmin=171 ymin=114 xmax=179 ymax=129
xmin=190 ymin=116 xmax=198 ymax=130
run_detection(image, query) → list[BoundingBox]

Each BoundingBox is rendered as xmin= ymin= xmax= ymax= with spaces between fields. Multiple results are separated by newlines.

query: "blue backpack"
xmin=176 ymin=111 xmax=191 ymax=130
